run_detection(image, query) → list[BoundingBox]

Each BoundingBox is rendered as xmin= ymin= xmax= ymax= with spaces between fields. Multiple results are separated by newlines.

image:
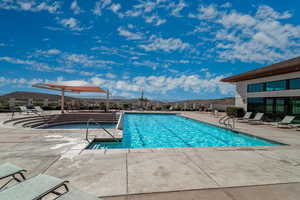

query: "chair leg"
xmin=0 ymin=178 xmax=14 ymax=190
xmin=19 ymin=172 xmax=26 ymax=181
xmin=63 ymin=183 xmax=69 ymax=192
xmin=12 ymin=174 xmax=22 ymax=182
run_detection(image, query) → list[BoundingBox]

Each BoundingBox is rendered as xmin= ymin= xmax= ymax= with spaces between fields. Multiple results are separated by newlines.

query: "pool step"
xmin=13 ymin=117 xmax=47 ymax=126
xmin=3 ymin=113 xmax=120 ymax=129
xmin=3 ymin=115 xmax=46 ymax=124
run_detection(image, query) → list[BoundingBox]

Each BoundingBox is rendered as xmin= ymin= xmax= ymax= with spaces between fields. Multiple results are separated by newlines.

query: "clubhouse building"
xmin=222 ymin=56 xmax=300 ymax=121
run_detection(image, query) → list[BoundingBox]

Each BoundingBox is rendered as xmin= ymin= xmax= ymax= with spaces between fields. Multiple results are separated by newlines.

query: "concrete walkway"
xmin=105 ymin=183 xmax=300 ymax=200
xmin=1 ymin=112 xmax=300 ymax=199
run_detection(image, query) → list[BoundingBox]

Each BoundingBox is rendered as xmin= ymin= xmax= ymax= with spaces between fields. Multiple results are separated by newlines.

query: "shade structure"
xmin=32 ymin=81 xmax=107 ymax=113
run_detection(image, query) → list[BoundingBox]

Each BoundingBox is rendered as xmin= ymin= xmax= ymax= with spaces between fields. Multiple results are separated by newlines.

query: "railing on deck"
xmin=85 ymin=118 xmax=118 ymax=143
xmin=219 ymin=115 xmax=235 ymax=129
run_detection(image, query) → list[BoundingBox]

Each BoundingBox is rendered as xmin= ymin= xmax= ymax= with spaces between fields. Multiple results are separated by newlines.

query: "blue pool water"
xmin=45 ymin=123 xmax=116 ymax=129
xmin=88 ymin=114 xmax=280 ymax=149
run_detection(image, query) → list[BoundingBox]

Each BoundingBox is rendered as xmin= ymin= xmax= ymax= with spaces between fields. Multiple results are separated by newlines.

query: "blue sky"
xmin=0 ymin=0 xmax=300 ymax=100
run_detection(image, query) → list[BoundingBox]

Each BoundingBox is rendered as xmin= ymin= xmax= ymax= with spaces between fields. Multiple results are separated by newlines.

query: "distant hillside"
xmin=0 ymin=91 xmax=76 ymax=101
xmin=0 ymin=91 xmax=162 ymax=104
xmin=0 ymin=91 xmax=234 ymax=105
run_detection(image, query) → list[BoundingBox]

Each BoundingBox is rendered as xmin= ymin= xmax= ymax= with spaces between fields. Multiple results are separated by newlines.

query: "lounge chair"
xmin=34 ymin=106 xmax=45 ymax=115
xmin=0 ymin=163 xmax=26 ymax=190
xmin=19 ymin=106 xmax=35 ymax=115
xmin=248 ymin=113 xmax=264 ymax=125
xmin=271 ymin=116 xmax=295 ymax=128
xmin=213 ymin=110 xmax=220 ymax=117
xmin=0 ymin=174 xmax=69 ymax=200
xmin=237 ymin=112 xmax=252 ymax=123
xmin=0 ymin=163 xmax=100 ymax=200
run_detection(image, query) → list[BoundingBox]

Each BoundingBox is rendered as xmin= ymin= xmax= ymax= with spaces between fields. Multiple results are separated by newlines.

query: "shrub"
xmin=226 ymin=107 xmax=245 ymax=118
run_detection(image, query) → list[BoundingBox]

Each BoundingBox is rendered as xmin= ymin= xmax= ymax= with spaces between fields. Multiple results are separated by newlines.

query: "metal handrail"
xmin=219 ymin=115 xmax=235 ymax=129
xmin=224 ymin=116 xmax=235 ymax=129
xmin=218 ymin=115 xmax=228 ymax=125
xmin=85 ymin=118 xmax=118 ymax=143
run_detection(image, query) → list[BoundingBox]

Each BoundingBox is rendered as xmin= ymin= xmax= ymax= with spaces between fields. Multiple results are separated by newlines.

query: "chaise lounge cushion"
xmin=0 ymin=163 xmax=25 ymax=180
xmin=0 ymin=174 xmax=67 ymax=200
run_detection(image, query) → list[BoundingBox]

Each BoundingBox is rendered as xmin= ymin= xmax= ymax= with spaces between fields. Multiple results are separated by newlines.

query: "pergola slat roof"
xmin=32 ymin=81 xmax=107 ymax=113
xmin=33 ymin=83 xmax=107 ymax=93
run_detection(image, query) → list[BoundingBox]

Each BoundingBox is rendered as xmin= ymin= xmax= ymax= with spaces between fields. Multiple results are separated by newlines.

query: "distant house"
xmin=221 ymin=56 xmax=300 ymax=119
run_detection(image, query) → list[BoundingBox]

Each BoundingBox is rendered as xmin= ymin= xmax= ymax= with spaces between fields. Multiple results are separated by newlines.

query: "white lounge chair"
xmin=248 ymin=113 xmax=264 ymax=125
xmin=0 ymin=163 xmax=26 ymax=190
xmin=34 ymin=106 xmax=44 ymax=114
xmin=271 ymin=116 xmax=296 ymax=128
xmin=0 ymin=174 xmax=69 ymax=200
xmin=18 ymin=106 xmax=35 ymax=115
xmin=0 ymin=163 xmax=101 ymax=200
xmin=237 ymin=112 xmax=252 ymax=123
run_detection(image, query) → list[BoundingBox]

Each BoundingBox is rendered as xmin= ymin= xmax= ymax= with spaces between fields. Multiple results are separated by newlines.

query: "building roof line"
xmin=221 ymin=56 xmax=300 ymax=83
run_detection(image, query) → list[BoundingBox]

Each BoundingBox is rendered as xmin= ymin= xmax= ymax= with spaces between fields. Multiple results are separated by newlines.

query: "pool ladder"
xmin=85 ymin=118 xmax=118 ymax=143
xmin=219 ymin=115 xmax=235 ymax=129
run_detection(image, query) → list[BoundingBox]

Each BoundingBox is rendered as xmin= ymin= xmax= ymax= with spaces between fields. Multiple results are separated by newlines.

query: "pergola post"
xmin=61 ymin=89 xmax=65 ymax=113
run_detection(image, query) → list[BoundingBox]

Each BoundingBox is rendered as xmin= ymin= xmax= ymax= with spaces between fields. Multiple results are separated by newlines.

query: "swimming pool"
xmin=44 ymin=123 xmax=116 ymax=129
xmin=87 ymin=113 xmax=280 ymax=149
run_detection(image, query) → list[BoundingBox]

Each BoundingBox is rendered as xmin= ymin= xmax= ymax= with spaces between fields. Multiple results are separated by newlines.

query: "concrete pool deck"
xmin=0 ymin=111 xmax=300 ymax=199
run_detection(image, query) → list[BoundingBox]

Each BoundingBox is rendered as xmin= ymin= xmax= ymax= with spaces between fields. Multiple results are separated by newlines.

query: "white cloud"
xmin=0 ymin=77 xmax=43 ymax=88
xmin=0 ymin=56 xmax=75 ymax=73
xmin=0 ymin=57 xmax=35 ymax=66
xmin=191 ymin=4 xmax=300 ymax=63
xmin=0 ymin=0 xmax=61 ymax=14
xmin=117 ymin=27 xmax=143 ymax=40
xmin=93 ymin=0 xmax=111 ymax=16
xmin=105 ymin=73 xmax=116 ymax=79
xmin=35 ymin=49 xmax=61 ymax=56
xmin=0 ymin=72 xmax=235 ymax=98
xmin=189 ymin=4 xmax=219 ymax=20
xmin=47 ymin=49 xmax=61 ymax=55
xmin=88 ymin=73 xmax=235 ymax=96
xmin=144 ymin=14 xmax=166 ymax=26
xmin=58 ymin=17 xmax=88 ymax=31
xmin=62 ymin=53 xmax=117 ymax=68
xmin=80 ymin=71 xmax=95 ymax=76
xmin=218 ymin=12 xmax=256 ymax=27
xmin=256 ymin=5 xmax=292 ymax=20
xmin=110 ymin=3 xmax=121 ymax=13
xmin=168 ymin=0 xmax=186 ymax=17
xmin=139 ymin=36 xmax=190 ymax=52
xmin=123 ymin=0 xmax=175 ymax=26
xmin=132 ymin=60 xmax=159 ymax=70
xmin=70 ymin=0 xmax=82 ymax=14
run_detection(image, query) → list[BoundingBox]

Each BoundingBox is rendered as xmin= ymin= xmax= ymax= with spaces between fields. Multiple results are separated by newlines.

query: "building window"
xmin=290 ymin=78 xmax=300 ymax=90
xmin=266 ymin=80 xmax=287 ymax=91
xmin=247 ymin=83 xmax=265 ymax=93
xmin=275 ymin=99 xmax=285 ymax=113
xmin=290 ymin=98 xmax=300 ymax=115
xmin=247 ymin=98 xmax=265 ymax=113
xmin=266 ymin=99 xmax=273 ymax=113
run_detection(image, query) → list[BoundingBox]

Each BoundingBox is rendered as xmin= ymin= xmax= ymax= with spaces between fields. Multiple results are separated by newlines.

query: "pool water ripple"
xmin=88 ymin=114 xmax=280 ymax=149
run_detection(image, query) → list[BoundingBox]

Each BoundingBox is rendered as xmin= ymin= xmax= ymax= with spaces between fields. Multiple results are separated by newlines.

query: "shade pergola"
xmin=32 ymin=81 xmax=107 ymax=113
